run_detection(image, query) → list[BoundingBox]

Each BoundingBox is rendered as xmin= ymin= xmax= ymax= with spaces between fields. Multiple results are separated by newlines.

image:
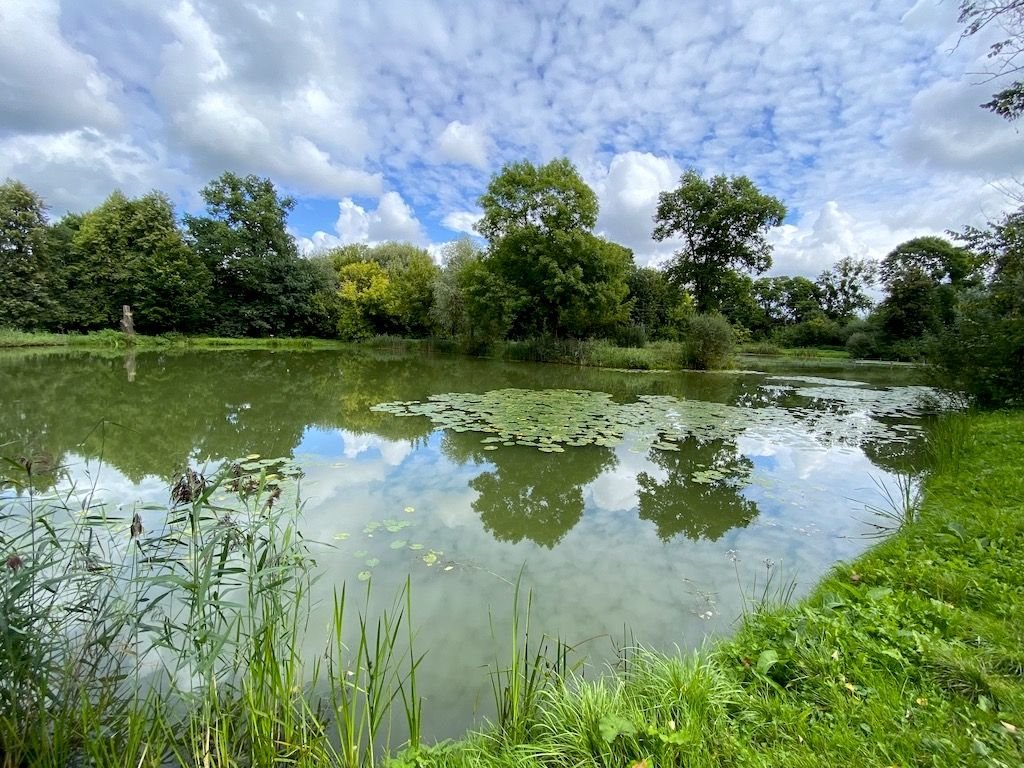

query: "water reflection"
xmin=637 ymin=436 xmax=757 ymax=542
xmin=0 ymin=348 xmax=942 ymax=740
xmin=443 ymin=431 xmax=617 ymax=547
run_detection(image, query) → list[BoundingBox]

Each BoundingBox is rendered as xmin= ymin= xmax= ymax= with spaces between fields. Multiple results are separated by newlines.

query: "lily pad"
xmin=357 ymin=570 xmax=371 ymax=582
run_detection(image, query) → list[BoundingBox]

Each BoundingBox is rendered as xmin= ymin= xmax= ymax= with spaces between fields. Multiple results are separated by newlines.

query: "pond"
xmin=0 ymin=347 xmax=936 ymax=740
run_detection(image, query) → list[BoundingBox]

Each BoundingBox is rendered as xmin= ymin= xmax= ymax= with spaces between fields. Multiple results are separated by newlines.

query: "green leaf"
xmin=756 ymin=649 xmax=779 ymax=675
xmin=598 ymin=714 xmax=636 ymax=744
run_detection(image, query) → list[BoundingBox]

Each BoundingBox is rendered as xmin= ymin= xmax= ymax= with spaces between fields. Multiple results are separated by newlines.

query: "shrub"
xmin=845 ymin=331 xmax=878 ymax=359
xmin=928 ymin=288 xmax=1024 ymax=407
xmin=773 ymin=316 xmax=844 ymax=348
xmin=681 ymin=313 xmax=734 ymax=370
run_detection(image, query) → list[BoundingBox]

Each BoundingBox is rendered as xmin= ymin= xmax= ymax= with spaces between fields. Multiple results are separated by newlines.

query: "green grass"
xmin=0 ymin=327 xmax=354 ymax=350
xmin=739 ymin=342 xmax=850 ymax=359
xmin=404 ymin=410 xmax=1024 ymax=768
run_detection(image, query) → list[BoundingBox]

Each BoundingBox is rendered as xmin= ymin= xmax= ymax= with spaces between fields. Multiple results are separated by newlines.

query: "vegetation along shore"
xmin=1 ymin=408 xmax=1020 ymax=766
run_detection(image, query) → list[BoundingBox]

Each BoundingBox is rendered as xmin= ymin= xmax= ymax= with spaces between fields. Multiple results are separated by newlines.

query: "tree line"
xmin=1 ymin=158 xmax=1021 ymax=403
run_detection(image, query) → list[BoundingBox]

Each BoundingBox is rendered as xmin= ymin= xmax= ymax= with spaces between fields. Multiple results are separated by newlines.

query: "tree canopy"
xmin=652 ymin=171 xmax=786 ymax=313
xmin=477 ymin=158 xmax=598 ymax=241
xmin=476 ymin=159 xmax=632 ymax=338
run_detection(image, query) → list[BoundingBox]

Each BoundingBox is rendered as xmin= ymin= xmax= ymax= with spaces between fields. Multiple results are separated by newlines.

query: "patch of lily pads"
xmin=371 ymin=380 xmax=950 ymax=456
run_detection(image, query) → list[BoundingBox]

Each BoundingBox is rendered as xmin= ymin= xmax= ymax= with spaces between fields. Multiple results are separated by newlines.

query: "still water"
xmin=0 ymin=348 xmax=932 ymax=739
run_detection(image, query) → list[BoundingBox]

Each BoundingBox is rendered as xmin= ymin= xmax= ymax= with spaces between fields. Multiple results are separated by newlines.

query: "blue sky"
xmin=2 ymin=0 xmax=1023 ymax=275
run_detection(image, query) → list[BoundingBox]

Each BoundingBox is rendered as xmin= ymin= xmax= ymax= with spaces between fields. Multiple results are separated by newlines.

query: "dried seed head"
xmin=6 ymin=554 xmax=24 ymax=572
xmin=130 ymin=512 xmax=143 ymax=539
xmin=171 ymin=467 xmax=207 ymax=504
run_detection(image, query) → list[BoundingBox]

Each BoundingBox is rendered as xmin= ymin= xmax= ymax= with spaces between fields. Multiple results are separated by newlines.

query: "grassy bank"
xmin=0 ymin=328 xmax=354 ymax=350
xmin=406 ymin=411 xmax=1024 ymax=768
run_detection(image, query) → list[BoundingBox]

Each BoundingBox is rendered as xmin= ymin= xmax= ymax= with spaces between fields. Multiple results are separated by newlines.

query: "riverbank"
xmin=0 ymin=328 xmax=857 ymax=370
xmin=405 ymin=410 xmax=1024 ymax=768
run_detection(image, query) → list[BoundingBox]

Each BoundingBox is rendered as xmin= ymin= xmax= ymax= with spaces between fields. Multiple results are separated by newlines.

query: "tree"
xmin=185 ymin=172 xmax=321 ymax=336
xmin=70 ymin=191 xmax=211 ymax=332
xmin=875 ymin=237 xmax=979 ymax=345
xmin=335 ymin=260 xmax=394 ymax=340
xmin=366 ymin=242 xmax=439 ymax=336
xmin=430 ymin=237 xmax=482 ymax=337
xmin=816 ymin=256 xmax=877 ymax=322
xmin=477 ymin=158 xmax=597 ymax=241
xmin=958 ymin=1 xmax=1024 ymax=119
xmin=625 ymin=266 xmax=691 ymax=339
xmin=652 ymin=171 xmax=786 ymax=313
xmin=477 ymin=159 xmax=631 ymax=338
xmin=0 ymin=180 xmax=54 ymax=329
xmin=932 ymin=208 xmax=1024 ymax=405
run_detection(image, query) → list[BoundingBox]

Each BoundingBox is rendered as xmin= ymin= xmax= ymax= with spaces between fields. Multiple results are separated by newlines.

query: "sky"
xmin=2 ymin=0 xmax=1023 ymax=276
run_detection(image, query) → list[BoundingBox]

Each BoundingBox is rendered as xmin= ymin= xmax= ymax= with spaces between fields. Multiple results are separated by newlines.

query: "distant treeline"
xmin=1 ymin=159 xmax=1021 ymax=403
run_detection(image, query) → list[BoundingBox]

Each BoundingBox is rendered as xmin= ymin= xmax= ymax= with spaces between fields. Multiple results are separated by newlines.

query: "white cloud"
xmin=4 ymin=0 xmax=1024 ymax=272
xmin=297 ymin=191 xmax=426 ymax=252
xmin=590 ymin=151 xmax=682 ymax=265
xmin=436 ymin=121 xmax=490 ymax=168
xmin=0 ymin=0 xmax=121 ymax=134
xmin=441 ymin=210 xmax=482 ymax=235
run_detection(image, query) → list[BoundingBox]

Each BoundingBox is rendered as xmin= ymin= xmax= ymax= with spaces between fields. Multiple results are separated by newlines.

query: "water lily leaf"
xmin=390 ymin=540 xmax=407 ymax=549
xmin=409 ymin=543 xmax=424 ymax=551
xmin=333 ymin=533 xmax=350 ymax=541
xmin=404 ymin=506 xmax=415 ymax=513
xmin=365 ymin=557 xmax=380 ymax=567
xmin=357 ymin=571 xmax=371 ymax=582
xmin=422 ymin=552 xmax=438 ymax=566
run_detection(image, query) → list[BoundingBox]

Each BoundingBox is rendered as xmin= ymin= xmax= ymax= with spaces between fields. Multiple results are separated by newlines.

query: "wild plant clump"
xmin=0 ymin=457 xmax=421 ymax=768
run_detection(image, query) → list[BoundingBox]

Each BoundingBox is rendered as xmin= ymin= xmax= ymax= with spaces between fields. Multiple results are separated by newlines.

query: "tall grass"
xmin=0 ymin=456 xmax=422 ymax=767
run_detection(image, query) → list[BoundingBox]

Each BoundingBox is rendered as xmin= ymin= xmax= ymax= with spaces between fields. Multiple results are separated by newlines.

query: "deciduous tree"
xmin=652 ymin=171 xmax=786 ymax=313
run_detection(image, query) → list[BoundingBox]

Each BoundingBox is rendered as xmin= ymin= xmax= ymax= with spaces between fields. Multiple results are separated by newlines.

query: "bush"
xmin=845 ymin=331 xmax=878 ymax=359
xmin=928 ymin=289 xmax=1024 ymax=407
xmin=681 ymin=313 xmax=734 ymax=370
xmin=773 ymin=316 xmax=844 ymax=348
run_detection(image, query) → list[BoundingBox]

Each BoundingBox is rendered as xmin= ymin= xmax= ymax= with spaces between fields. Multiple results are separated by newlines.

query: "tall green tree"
xmin=816 ymin=256 xmax=876 ymax=322
xmin=68 ymin=191 xmax=211 ymax=332
xmin=185 ymin=172 xmax=326 ymax=336
xmin=933 ymin=208 xmax=1024 ymax=405
xmin=477 ymin=158 xmax=598 ymax=241
xmin=430 ymin=237 xmax=482 ymax=337
xmin=324 ymin=241 xmax=440 ymax=337
xmin=0 ymin=180 xmax=54 ymax=329
xmin=875 ymin=236 xmax=978 ymax=344
xmin=477 ymin=159 xmax=632 ymax=338
xmin=652 ymin=171 xmax=786 ymax=313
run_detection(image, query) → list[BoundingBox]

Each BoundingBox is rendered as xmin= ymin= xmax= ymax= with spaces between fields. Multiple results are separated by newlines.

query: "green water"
xmin=0 ymin=348 xmax=933 ymax=739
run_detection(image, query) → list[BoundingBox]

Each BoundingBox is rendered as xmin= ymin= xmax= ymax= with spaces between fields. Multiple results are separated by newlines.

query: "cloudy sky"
xmin=2 ymin=0 xmax=1022 ymax=275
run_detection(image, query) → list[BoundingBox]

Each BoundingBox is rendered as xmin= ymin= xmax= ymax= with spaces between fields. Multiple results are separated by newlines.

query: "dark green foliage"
xmin=625 ymin=266 xmax=690 ymax=340
xmin=926 ymin=213 xmax=1024 ymax=405
xmin=475 ymin=159 xmax=632 ymax=340
xmin=652 ymin=171 xmax=786 ymax=313
xmin=0 ymin=180 xmax=55 ymax=330
xmin=66 ymin=191 xmax=212 ymax=333
xmin=185 ymin=172 xmax=330 ymax=336
xmin=681 ymin=313 xmax=735 ymax=370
